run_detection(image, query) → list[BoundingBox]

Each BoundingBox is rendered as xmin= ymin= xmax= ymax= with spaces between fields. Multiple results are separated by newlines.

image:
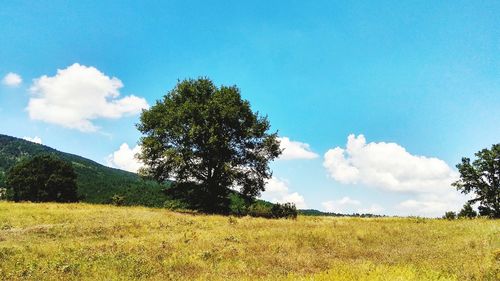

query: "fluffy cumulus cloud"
xmin=323 ymin=134 xmax=458 ymax=193
xmin=323 ymin=134 xmax=467 ymax=217
xmin=107 ymin=143 xmax=143 ymax=173
xmin=27 ymin=63 xmax=149 ymax=132
xmin=2 ymin=72 xmax=22 ymax=87
xmin=278 ymin=137 xmax=319 ymax=160
xmin=262 ymin=177 xmax=307 ymax=208
xmin=22 ymin=136 xmax=42 ymax=144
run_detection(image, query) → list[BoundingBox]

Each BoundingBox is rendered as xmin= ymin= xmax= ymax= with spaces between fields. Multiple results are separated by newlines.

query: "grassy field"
xmin=0 ymin=202 xmax=498 ymax=280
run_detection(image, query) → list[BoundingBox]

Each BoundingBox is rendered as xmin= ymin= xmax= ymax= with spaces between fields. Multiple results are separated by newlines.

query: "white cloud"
xmin=278 ymin=137 xmax=319 ymax=160
xmin=396 ymin=192 xmax=470 ymax=217
xmin=27 ymin=63 xmax=149 ymax=132
xmin=22 ymin=136 xmax=42 ymax=144
xmin=281 ymin=192 xmax=306 ymax=208
xmin=262 ymin=177 xmax=307 ymax=208
xmin=322 ymin=196 xmax=360 ymax=213
xmin=323 ymin=134 xmax=468 ymax=217
xmin=322 ymin=197 xmax=385 ymax=214
xmin=107 ymin=143 xmax=143 ymax=173
xmin=2 ymin=72 xmax=22 ymax=87
xmin=265 ymin=177 xmax=289 ymax=194
xmin=323 ymin=134 xmax=458 ymax=194
xmin=358 ymin=204 xmax=385 ymax=214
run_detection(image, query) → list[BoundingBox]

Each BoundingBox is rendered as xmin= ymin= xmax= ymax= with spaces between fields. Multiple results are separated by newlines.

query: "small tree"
xmin=6 ymin=155 xmax=78 ymax=202
xmin=452 ymin=144 xmax=499 ymax=218
xmin=458 ymin=202 xmax=477 ymax=219
xmin=138 ymin=78 xmax=281 ymax=213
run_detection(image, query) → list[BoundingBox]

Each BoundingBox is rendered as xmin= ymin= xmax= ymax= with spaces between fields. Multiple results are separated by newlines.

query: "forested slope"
xmin=0 ymin=134 xmax=167 ymax=206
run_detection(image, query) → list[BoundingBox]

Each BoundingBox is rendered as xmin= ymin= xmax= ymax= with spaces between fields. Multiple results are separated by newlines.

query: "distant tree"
xmin=458 ymin=202 xmax=477 ymax=219
xmin=6 ymin=155 xmax=78 ymax=202
xmin=443 ymin=211 xmax=456 ymax=220
xmin=452 ymin=144 xmax=499 ymax=218
xmin=137 ymin=78 xmax=281 ymax=213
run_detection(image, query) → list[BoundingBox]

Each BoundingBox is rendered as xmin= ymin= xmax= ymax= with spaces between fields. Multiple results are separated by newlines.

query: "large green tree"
xmin=137 ymin=78 xmax=281 ymax=213
xmin=452 ymin=144 xmax=499 ymax=218
xmin=6 ymin=155 xmax=78 ymax=202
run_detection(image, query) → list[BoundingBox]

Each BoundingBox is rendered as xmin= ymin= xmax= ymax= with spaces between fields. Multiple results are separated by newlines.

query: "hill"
xmin=0 ymin=134 xmax=168 ymax=206
xmin=0 ymin=202 xmax=498 ymax=280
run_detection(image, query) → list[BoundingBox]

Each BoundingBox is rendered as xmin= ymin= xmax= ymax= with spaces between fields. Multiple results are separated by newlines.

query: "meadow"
xmin=0 ymin=202 xmax=498 ymax=280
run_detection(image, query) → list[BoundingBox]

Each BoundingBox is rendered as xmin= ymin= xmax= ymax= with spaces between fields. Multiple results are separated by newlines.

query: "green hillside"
xmin=0 ymin=134 xmax=168 ymax=206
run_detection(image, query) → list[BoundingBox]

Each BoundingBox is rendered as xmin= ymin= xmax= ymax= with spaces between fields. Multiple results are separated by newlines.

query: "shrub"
xmin=111 ymin=194 xmax=126 ymax=206
xmin=442 ymin=211 xmax=456 ymax=220
xmin=271 ymin=202 xmax=298 ymax=219
xmin=248 ymin=202 xmax=273 ymax=218
xmin=458 ymin=202 xmax=477 ymax=219
xmin=163 ymin=199 xmax=190 ymax=210
xmin=245 ymin=202 xmax=298 ymax=219
xmin=229 ymin=193 xmax=248 ymax=216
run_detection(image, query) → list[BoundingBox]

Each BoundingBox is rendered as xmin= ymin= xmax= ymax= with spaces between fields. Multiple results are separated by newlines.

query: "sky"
xmin=1 ymin=1 xmax=499 ymax=217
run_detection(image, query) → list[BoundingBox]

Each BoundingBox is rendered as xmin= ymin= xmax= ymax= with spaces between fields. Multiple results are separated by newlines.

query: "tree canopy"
xmin=452 ymin=143 xmax=499 ymax=218
xmin=137 ymin=78 xmax=281 ymax=213
xmin=6 ymin=154 xmax=78 ymax=202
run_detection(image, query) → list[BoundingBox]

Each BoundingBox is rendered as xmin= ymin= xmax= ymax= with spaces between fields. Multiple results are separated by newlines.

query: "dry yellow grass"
xmin=0 ymin=202 xmax=498 ymax=280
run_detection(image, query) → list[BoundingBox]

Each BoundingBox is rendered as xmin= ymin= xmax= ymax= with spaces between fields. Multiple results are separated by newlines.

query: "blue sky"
xmin=1 ymin=1 xmax=498 ymax=216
